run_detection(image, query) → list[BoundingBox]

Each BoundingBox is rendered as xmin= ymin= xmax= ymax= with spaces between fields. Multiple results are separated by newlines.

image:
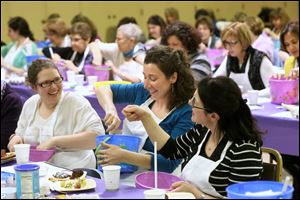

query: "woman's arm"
xmin=95 ymin=85 xmax=121 ymax=132
xmin=37 ymin=130 xmax=98 ymax=150
xmin=88 ymin=39 xmax=103 ymax=66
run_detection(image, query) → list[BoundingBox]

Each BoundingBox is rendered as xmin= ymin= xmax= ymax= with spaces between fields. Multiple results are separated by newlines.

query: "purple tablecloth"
xmin=251 ymin=102 xmax=299 ymax=156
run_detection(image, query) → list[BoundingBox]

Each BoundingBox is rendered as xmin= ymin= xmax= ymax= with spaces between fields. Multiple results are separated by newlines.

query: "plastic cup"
xmin=144 ymin=189 xmax=166 ymax=199
xmin=66 ymin=70 xmax=76 ymax=83
xmin=75 ymin=74 xmax=84 ymax=86
xmin=87 ymin=76 xmax=98 ymax=86
xmin=248 ymin=90 xmax=259 ymax=105
xmin=1 ymin=187 xmax=16 ymax=199
xmin=14 ymin=144 xmax=30 ymax=164
xmin=102 ymin=165 xmax=121 ymax=190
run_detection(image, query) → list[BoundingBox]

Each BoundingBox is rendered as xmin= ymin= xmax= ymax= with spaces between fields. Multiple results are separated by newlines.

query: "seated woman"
xmin=145 ymin=15 xmax=166 ymax=48
xmin=280 ymin=21 xmax=299 ymax=77
xmin=123 ymin=76 xmax=263 ymax=198
xmin=1 ymin=80 xmax=23 ymax=151
xmin=89 ymin=23 xmax=146 ymax=83
xmin=44 ymin=18 xmax=71 ymax=47
xmin=1 ymin=16 xmax=38 ymax=77
xmin=95 ymin=45 xmax=195 ymax=173
xmin=195 ymin=16 xmax=222 ymax=52
xmin=161 ymin=21 xmax=212 ymax=85
xmin=213 ymin=22 xmax=276 ymax=92
xmin=43 ymin=22 xmax=93 ymax=75
xmin=7 ymin=59 xmax=105 ymax=169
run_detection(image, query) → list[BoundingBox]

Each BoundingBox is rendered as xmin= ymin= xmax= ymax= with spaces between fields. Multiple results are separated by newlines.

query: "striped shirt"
xmin=159 ymin=124 xmax=263 ymax=197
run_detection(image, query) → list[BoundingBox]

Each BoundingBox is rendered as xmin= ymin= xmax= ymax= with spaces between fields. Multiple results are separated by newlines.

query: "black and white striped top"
xmin=159 ymin=124 xmax=263 ymax=197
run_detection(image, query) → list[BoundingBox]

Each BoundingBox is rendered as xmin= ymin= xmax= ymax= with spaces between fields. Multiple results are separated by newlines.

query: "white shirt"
xmin=16 ymin=92 xmax=105 ymax=169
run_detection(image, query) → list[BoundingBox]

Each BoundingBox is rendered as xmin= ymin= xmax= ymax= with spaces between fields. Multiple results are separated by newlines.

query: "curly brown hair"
xmin=144 ymin=45 xmax=195 ymax=110
xmin=161 ymin=21 xmax=201 ymax=55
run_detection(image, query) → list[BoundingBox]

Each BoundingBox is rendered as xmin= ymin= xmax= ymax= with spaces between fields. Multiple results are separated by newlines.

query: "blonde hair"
xmin=46 ymin=18 xmax=69 ymax=37
xmin=221 ymin=22 xmax=254 ymax=49
xmin=245 ymin=16 xmax=265 ymax=36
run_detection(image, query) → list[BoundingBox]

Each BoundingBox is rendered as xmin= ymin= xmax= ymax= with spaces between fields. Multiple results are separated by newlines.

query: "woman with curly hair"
xmin=161 ymin=21 xmax=211 ymax=85
xmin=95 ymin=45 xmax=195 ymax=173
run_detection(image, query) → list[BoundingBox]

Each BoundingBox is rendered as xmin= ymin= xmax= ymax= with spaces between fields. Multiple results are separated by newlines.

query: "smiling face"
xmin=197 ymin=24 xmax=211 ymax=43
xmin=148 ymin=24 xmax=161 ymax=39
xmin=189 ymin=90 xmax=209 ymax=124
xmin=143 ymin=63 xmax=177 ymax=101
xmin=167 ymin=35 xmax=186 ymax=52
xmin=33 ymin=68 xmax=63 ymax=107
xmin=284 ymin=32 xmax=299 ymax=58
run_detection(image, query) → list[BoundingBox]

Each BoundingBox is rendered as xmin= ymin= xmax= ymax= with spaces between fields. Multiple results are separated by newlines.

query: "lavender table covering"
xmin=251 ymin=102 xmax=299 ymax=156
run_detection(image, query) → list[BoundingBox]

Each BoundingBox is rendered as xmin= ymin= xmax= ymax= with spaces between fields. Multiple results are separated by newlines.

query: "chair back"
xmin=261 ymin=147 xmax=283 ymax=182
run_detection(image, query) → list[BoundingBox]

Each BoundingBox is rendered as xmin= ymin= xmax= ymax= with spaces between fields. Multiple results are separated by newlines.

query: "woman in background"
xmin=280 ymin=21 xmax=299 ymax=77
xmin=1 ymin=16 xmax=38 ymax=77
xmin=145 ymin=15 xmax=166 ymax=48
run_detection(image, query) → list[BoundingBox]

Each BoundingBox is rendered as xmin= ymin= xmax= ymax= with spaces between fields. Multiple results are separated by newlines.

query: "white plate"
xmin=52 ymin=179 xmax=96 ymax=192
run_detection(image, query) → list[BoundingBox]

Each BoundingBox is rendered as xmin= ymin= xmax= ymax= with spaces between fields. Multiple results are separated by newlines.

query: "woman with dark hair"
xmin=7 ymin=59 xmax=105 ymax=169
xmin=145 ymin=15 xmax=166 ymax=48
xmin=161 ymin=21 xmax=211 ymax=85
xmin=123 ymin=76 xmax=263 ymax=198
xmin=95 ymin=45 xmax=195 ymax=173
xmin=280 ymin=21 xmax=299 ymax=77
xmin=1 ymin=16 xmax=38 ymax=77
xmin=1 ymin=80 xmax=23 ymax=151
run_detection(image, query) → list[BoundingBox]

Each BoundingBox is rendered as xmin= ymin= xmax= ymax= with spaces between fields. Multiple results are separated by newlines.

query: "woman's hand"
xmin=96 ymin=142 xmax=126 ymax=166
xmin=7 ymin=135 xmax=23 ymax=152
xmin=171 ymin=181 xmax=204 ymax=198
xmin=104 ymin=111 xmax=121 ymax=133
xmin=37 ymin=138 xmax=56 ymax=150
xmin=290 ymin=67 xmax=299 ymax=78
xmin=122 ymin=105 xmax=148 ymax=122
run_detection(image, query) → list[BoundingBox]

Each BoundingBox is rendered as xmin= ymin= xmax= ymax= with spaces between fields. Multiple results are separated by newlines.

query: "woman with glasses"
xmin=7 ymin=59 xmax=105 ymax=169
xmin=213 ymin=22 xmax=276 ymax=92
xmin=95 ymin=45 xmax=195 ymax=174
xmin=43 ymin=22 xmax=93 ymax=75
xmin=122 ymin=76 xmax=263 ymax=198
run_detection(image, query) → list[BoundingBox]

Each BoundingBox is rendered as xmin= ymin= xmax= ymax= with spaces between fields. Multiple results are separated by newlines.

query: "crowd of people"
xmin=1 ymin=5 xmax=299 ymax=198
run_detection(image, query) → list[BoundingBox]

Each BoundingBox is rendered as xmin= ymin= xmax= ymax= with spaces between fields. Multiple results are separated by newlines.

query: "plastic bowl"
xmin=84 ymin=64 xmax=111 ymax=81
xmin=135 ymin=171 xmax=182 ymax=190
xmin=226 ymin=181 xmax=294 ymax=199
xmin=29 ymin=145 xmax=55 ymax=162
xmin=96 ymin=135 xmax=141 ymax=173
xmin=269 ymin=77 xmax=299 ymax=104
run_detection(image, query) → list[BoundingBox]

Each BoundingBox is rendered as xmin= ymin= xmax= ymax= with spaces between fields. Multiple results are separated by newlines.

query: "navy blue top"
xmin=111 ymin=83 xmax=194 ymax=173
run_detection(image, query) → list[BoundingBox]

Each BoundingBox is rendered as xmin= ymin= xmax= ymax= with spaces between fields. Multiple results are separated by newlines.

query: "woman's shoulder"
xmin=230 ymin=139 xmax=261 ymax=153
xmin=62 ymin=92 xmax=90 ymax=107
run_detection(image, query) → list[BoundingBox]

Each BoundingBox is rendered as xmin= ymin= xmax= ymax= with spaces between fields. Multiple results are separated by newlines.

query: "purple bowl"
xmin=29 ymin=145 xmax=55 ymax=162
xmin=135 ymin=171 xmax=182 ymax=190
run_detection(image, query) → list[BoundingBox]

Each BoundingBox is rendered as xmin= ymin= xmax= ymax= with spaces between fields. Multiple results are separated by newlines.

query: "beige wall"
xmin=1 ymin=1 xmax=299 ymax=43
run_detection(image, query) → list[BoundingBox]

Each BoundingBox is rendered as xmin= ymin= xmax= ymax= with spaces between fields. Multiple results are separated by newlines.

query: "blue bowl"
xmin=226 ymin=181 xmax=294 ymax=199
xmin=96 ymin=134 xmax=141 ymax=173
xmin=26 ymin=55 xmax=46 ymax=65
xmin=36 ymin=40 xmax=52 ymax=48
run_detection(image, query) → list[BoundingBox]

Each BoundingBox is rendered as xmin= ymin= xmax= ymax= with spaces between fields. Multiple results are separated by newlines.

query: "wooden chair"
xmin=261 ymin=147 xmax=283 ymax=182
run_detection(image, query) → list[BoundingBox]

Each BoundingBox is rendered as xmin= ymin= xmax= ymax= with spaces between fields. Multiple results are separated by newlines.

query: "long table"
xmin=10 ymin=84 xmax=299 ymax=156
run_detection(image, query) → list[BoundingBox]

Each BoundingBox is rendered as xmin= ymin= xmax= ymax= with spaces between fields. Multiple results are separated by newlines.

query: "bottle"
xmin=14 ymin=164 xmax=40 ymax=199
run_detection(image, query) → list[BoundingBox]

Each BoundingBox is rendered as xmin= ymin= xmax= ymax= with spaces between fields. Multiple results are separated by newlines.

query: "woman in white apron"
xmin=123 ymin=76 xmax=263 ymax=198
xmin=8 ymin=59 xmax=105 ymax=169
xmin=213 ymin=22 xmax=276 ymax=93
xmin=42 ymin=22 xmax=92 ymax=75
xmin=95 ymin=46 xmax=195 ymax=174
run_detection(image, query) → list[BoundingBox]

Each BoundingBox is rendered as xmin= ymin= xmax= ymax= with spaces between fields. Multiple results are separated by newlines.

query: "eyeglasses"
xmin=37 ymin=76 xmax=63 ymax=88
xmin=189 ymin=96 xmax=211 ymax=112
xmin=223 ymin=40 xmax=239 ymax=48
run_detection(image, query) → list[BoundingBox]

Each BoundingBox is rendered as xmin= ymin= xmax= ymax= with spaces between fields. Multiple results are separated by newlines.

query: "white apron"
xmin=229 ymin=59 xmax=253 ymax=93
xmin=181 ymin=131 xmax=232 ymax=198
xmin=23 ymin=92 xmax=95 ymax=169
xmin=122 ymin=98 xmax=163 ymax=151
